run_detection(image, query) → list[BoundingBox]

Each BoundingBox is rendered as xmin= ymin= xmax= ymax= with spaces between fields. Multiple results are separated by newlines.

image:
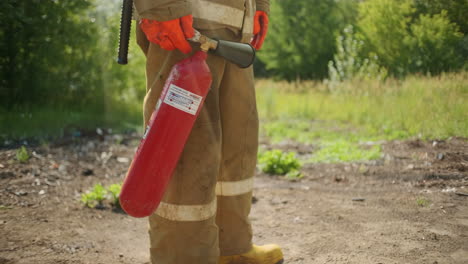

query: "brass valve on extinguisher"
xmin=189 ymin=30 xmax=256 ymax=68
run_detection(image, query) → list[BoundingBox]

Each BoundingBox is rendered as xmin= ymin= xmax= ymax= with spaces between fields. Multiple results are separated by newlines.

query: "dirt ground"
xmin=0 ymin=132 xmax=467 ymax=264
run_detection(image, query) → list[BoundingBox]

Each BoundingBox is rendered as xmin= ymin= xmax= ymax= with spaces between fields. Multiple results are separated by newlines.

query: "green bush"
xmin=327 ymin=25 xmax=388 ymax=85
xmin=258 ymin=150 xmax=301 ymax=175
xmin=107 ymin=183 xmax=122 ymax=209
xmin=81 ymin=183 xmax=123 ymax=209
xmin=81 ymin=184 xmax=108 ymax=209
xmin=15 ymin=146 xmax=29 ymax=163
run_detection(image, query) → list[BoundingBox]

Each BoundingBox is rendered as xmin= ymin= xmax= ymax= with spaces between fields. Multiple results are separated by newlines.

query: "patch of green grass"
xmin=262 ymin=120 xmax=368 ymax=144
xmin=258 ymin=149 xmax=301 ymax=175
xmin=0 ymin=105 xmax=141 ymax=142
xmin=284 ymin=170 xmax=304 ymax=180
xmin=107 ymin=183 xmax=122 ymax=209
xmin=310 ymin=140 xmax=382 ymax=163
xmin=257 ymin=73 xmax=467 ymax=164
xmin=256 ymin=72 xmax=468 ymax=140
xmin=262 ymin=120 xmax=383 ymax=163
xmin=81 ymin=184 xmax=108 ymax=209
xmin=15 ymin=146 xmax=30 ymax=163
xmin=416 ymin=197 xmax=430 ymax=207
xmin=81 ymin=183 xmax=123 ymax=209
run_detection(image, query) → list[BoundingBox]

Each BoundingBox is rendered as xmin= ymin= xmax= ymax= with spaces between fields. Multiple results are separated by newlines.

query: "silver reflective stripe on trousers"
xmin=216 ymin=177 xmax=254 ymax=196
xmin=192 ymin=0 xmax=245 ymax=29
xmin=155 ymin=178 xmax=254 ymax=221
xmin=156 ymin=199 xmax=217 ymax=221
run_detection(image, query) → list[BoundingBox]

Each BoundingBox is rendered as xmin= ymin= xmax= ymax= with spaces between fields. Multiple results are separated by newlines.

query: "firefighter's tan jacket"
xmin=133 ymin=0 xmax=270 ymax=43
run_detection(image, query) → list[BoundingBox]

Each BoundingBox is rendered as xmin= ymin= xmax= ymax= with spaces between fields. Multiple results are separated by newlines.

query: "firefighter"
xmin=133 ymin=0 xmax=283 ymax=263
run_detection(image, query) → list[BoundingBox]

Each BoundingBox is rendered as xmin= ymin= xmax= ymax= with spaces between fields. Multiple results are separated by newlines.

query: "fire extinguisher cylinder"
xmin=119 ymin=51 xmax=212 ymax=218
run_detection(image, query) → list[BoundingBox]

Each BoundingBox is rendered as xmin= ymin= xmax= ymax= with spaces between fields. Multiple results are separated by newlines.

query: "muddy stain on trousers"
xmin=137 ymin=27 xmax=259 ymax=264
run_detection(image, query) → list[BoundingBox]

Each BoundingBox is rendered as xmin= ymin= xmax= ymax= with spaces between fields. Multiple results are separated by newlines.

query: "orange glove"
xmin=251 ymin=11 xmax=269 ymax=50
xmin=140 ymin=15 xmax=195 ymax=54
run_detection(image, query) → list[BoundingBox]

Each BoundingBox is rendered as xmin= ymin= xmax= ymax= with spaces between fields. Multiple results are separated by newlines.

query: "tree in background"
xmin=0 ymin=0 xmax=146 ymax=120
xmin=357 ymin=0 xmax=464 ymax=76
xmin=407 ymin=11 xmax=464 ymax=74
xmin=357 ymin=0 xmax=414 ymax=75
xmin=413 ymin=0 xmax=468 ymax=34
xmin=258 ymin=0 xmax=358 ymax=80
xmin=413 ymin=0 xmax=468 ymax=65
xmin=0 ymin=0 xmax=100 ymax=109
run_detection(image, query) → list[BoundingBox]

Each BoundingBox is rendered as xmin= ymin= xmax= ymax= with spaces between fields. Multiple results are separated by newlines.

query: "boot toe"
xmin=219 ymin=244 xmax=284 ymax=264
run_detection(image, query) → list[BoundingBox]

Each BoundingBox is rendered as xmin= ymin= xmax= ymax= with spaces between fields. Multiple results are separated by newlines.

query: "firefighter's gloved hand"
xmin=251 ymin=11 xmax=269 ymax=50
xmin=140 ymin=15 xmax=195 ymax=54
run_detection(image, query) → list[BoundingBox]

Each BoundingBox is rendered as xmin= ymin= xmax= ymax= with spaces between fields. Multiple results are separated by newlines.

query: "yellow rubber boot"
xmin=219 ymin=244 xmax=284 ymax=264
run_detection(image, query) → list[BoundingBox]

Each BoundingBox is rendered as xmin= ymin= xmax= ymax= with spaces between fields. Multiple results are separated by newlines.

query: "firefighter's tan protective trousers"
xmin=137 ymin=27 xmax=258 ymax=264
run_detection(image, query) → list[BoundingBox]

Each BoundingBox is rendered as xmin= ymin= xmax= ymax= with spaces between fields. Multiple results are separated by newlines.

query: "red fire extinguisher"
xmin=118 ymin=31 xmax=255 ymax=218
xmin=119 ymin=51 xmax=211 ymax=218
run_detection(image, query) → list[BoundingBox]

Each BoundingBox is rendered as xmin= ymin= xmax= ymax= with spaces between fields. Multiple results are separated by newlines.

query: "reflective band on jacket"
xmin=216 ymin=177 xmax=254 ymax=196
xmin=192 ymin=0 xmax=245 ymax=29
xmin=156 ymin=199 xmax=217 ymax=222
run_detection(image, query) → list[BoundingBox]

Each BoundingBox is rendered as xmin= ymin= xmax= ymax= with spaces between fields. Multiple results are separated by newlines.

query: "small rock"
xmin=39 ymin=190 xmax=46 ymax=195
xmin=50 ymin=162 xmax=59 ymax=169
xmin=86 ymin=141 xmax=96 ymax=149
xmin=14 ymin=190 xmax=28 ymax=196
xmin=437 ymin=153 xmax=444 ymax=160
xmin=406 ymin=164 xmax=415 ymax=170
xmin=113 ymin=134 xmax=124 ymax=143
xmin=252 ymin=196 xmax=258 ymax=204
xmin=117 ymin=157 xmax=129 ymax=163
xmin=96 ymin=128 xmax=104 ymax=135
xmin=352 ymin=198 xmax=366 ymax=202
xmin=442 ymin=187 xmax=456 ymax=193
xmin=58 ymin=164 xmax=67 ymax=172
xmin=82 ymin=169 xmax=94 ymax=176
xmin=119 ymin=253 xmax=124 ymax=258
xmin=334 ymin=176 xmax=343 ymax=182
xmin=0 ymin=164 xmax=4 ymax=168
xmin=293 ymin=216 xmax=303 ymax=223
xmin=32 ymin=151 xmax=44 ymax=160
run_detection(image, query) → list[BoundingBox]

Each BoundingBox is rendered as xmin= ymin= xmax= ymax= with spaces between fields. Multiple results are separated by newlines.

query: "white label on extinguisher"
xmin=164 ymin=84 xmax=203 ymax=115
